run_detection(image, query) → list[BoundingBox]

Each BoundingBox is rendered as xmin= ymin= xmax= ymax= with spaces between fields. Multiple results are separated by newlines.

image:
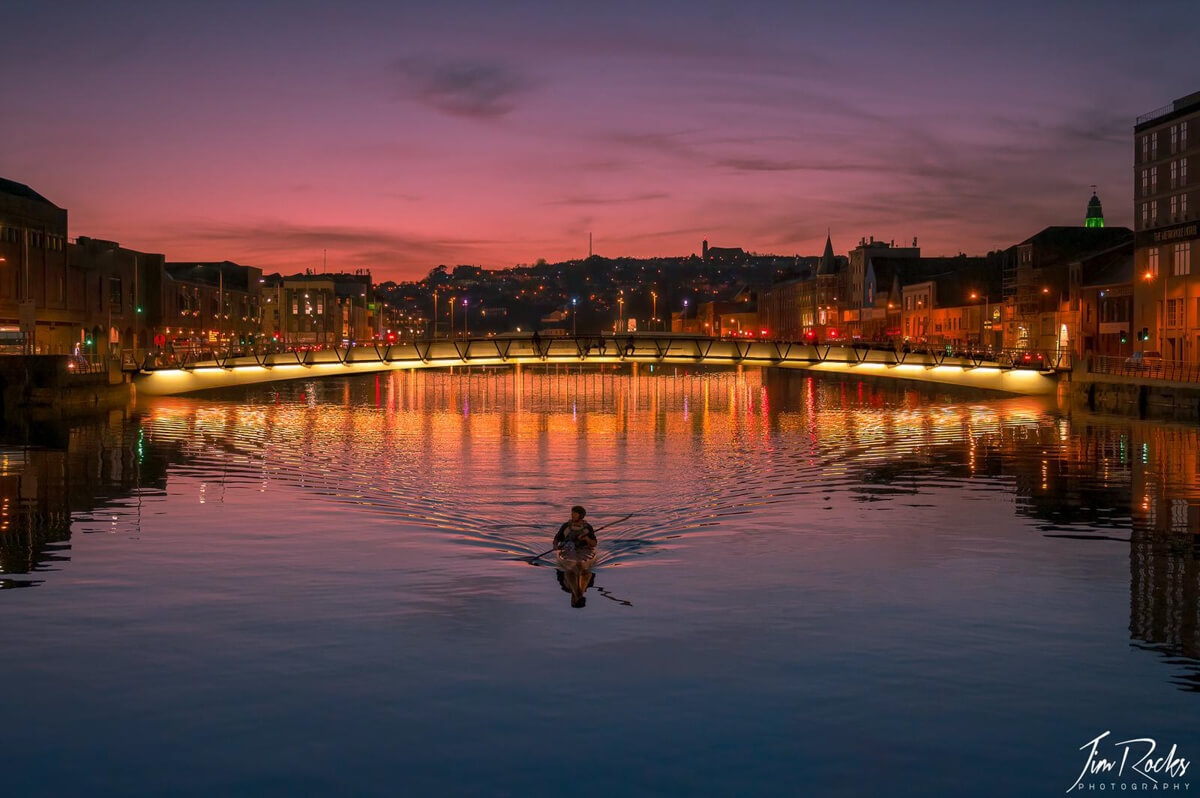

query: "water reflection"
xmin=1 ymin=367 xmax=1198 ymax=691
xmin=0 ymin=412 xmax=180 ymax=588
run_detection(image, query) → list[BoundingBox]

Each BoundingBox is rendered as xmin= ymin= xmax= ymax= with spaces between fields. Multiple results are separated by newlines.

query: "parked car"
xmin=1124 ymin=350 xmax=1163 ymax=369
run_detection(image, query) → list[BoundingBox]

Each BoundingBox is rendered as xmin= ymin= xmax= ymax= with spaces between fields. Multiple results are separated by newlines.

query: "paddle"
xmin=528 ymin=513 xmax=635 ymax=562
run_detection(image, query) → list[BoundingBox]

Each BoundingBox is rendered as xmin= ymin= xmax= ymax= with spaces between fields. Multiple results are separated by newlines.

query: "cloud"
xmin=548 ymin=192 xmax=670 ymax=207
xmin=390 ymin=58 xmax=535 ymax=119
xmin=147 ymin=220 xmax=507 ymax=277
xmin=714 ymin=157 xmax=878 ymax=174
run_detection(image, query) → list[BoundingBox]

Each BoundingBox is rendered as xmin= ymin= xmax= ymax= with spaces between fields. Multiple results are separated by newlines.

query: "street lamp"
xmin=682 ymin=299 xmax=689 ymax=332
xmin=462 ymin=297 xmax=469 ymax=338
xmin=969 ymin=291 xmax=989 ymax=350
xmin=449 ymin=296 xmax=456 ymax=337
xmin=650 ymin=290 xmax=657 ymax=331
xmin=432 ymin=290 xmax=438 ymax=338
xmin=617 ymin=294 xmax=624 ymax=333
xmin=571 ymin=297 xmax=577 ymax=337
xmin=1043 ymin=286 xmax=1065 ymax=358
xmin=1142 ymin=268 xmax=1166 ymax=354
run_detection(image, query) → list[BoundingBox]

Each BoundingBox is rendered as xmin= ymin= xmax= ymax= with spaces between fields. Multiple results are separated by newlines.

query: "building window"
xmin=1143 ymin=169 xmax=1150 ymax=196
xmin=1151 ymin=166 xmax=1158 ymax=194
xmin=1142 ymin=203 xmax=1149 ymax=227
xmin=1171 ymin=161 xmax=1178 ymax=189
xmin=1143 ymin=135 xmax=1150 ymax=163
xmin=1172 ymin=125 xmax=1179 ymax=154
xmin=1150 ymin=200 xmax=1158 ymax=225
xmin=1183 ymin=193 xmax=1189 ymax=218
xmin=1175 ymin=242 xmax=1191 ymax=276
xmin=1182 ymin=158 xmax=1189 ymax=187
xmin=1171 ymin=195 xmax=1178 ymax=219
xmin=1168 ymin=298 xmax=1182 ymax=327
xmin=1152 ymin=132 xmax=1159 ymax=160
xmin=1149 ymin=248 xmax=1159 ymax=276
xmin=109 ymin=276 xmax=122 ymax=309
xmin=1183 ymin=121 xmax=1189 ymax=150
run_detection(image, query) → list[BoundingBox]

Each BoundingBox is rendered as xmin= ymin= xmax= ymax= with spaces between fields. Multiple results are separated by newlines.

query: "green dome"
xmin=1085 ymin=192 xmax=1104 ymax=228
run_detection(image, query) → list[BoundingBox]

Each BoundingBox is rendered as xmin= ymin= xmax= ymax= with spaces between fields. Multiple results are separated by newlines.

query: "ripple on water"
xmin=122 ymin=371 xmax=1090 ymax=572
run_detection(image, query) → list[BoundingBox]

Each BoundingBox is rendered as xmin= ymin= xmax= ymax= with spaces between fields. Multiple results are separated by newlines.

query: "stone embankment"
xmin=1070 ymin=359 xmax=1200 ymax=422
xmin=0 ymin=356 xmax=132 ymax=419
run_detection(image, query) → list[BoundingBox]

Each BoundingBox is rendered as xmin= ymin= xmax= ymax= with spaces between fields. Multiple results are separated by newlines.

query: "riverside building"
xmin=1133 ymin=90 xmax=1200 ymax=365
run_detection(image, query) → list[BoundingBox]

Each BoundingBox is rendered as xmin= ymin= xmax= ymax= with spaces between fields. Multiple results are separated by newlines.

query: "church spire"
xmin=818 ymin=231 xmax=837 ymax=274
xmin=1085 ymin=187 xmax=1105 ymax=228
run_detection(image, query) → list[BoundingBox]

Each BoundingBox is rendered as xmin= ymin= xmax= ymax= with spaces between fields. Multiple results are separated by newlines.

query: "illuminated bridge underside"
xmin=135 ymin=335 xmax=1059 ymax=396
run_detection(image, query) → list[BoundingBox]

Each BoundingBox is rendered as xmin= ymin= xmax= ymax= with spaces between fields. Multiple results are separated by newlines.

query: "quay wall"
xmin=1070 ymin=361 xmax=1200 ymax=422
xmin=0 ymin=357 xmax=132 ymax=419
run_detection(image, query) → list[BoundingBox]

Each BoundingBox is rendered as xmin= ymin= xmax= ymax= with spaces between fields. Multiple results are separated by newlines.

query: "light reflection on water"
xmin=1 ymin=367 xmax=1199 ymax=796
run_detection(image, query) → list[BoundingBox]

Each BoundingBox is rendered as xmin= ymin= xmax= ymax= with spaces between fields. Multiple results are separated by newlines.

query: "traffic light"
xmin=1120 ymin=330 xmax=1128 ymax=344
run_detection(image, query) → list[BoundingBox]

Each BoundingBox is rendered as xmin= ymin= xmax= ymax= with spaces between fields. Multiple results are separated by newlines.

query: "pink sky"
xmin=3 ymin=1 xmax=1195 ymax=282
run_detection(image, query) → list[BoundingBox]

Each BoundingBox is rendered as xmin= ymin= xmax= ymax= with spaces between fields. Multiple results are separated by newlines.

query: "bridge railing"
xmin=135 ymin=334 xmax=1072 ymax=373
xmin=1090 ymin=354 xmax=1200 ymax=383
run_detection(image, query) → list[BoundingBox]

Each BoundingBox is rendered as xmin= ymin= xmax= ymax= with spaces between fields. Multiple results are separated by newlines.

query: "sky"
xmin=2 ymin=0 xmax=1197 ymax=282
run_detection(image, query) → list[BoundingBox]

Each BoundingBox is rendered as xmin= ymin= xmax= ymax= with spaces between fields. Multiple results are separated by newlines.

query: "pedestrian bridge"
xmin=134 ymin=333 xmax=1063 ymax=396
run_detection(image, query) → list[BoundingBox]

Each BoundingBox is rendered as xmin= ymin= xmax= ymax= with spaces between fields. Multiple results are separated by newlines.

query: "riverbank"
xmin=0 ymin=356 xmax=133 ymax=420
xmin=1070 ymin=358 xmax=1200 ymax=421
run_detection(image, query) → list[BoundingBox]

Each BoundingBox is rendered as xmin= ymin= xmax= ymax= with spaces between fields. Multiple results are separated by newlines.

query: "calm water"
xmin=2 ymin=367 xmax=1198 ymax=797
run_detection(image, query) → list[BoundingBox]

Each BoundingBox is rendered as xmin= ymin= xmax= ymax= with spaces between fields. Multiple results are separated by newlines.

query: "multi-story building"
xmin=846 ymin=237 xmax=920 ymax=338
xmin=1004 ymin=221 xmax=1132 ymax=354
xmin=1 ymin=179 xmax=167 ymax=357
xmin=1133 ymin=90 xmax=1200 ymax=364
xmin=0 ymin=178 xmax=69 ymax=352
xmin=280 ymin=272 xmax=338 ymax=346
xmin=758 ymin=235 xmax=841 ymax=340
xmin=163 ymin=261 xmax=263 ymax=349
xmin=1077 ymin=243 xmax=1135 ymax=359
xmin=70 ymin=237 xmax=165 ymax=357
xmin=331 ymin=270 xmax=376 ymax=343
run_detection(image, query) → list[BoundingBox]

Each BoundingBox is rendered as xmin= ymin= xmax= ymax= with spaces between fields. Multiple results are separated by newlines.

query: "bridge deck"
xmin=134 ymin=334 xmax=1062 ymax=396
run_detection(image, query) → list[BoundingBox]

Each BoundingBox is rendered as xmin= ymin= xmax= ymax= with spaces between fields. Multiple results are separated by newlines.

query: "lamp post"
xmin=651 ymin=290 xmax=657 ymax=331
xmin=358 ymin=291 xmax=366 ymax=345
xmin=682 ymin=299 xmax=689 ymax=332
xmin=462 ymin=297 xmax=469 ymax=338
xmin=571 ymin=297 xmax=577 ymax=337
xmin=449 ymin=296 xmax=456 ymax=338
xmin=432 ymin=290 xmax=438 ymax=338
xmin=969 ymin=292 xmax=989 ymax=350
xmin=1043 ymin=286 xmax=1066 ymax=359
xmin=1143 ymin=267 xmax=1167 ymax=355
xmin=617 ymin=294 xmax=624 ymax=333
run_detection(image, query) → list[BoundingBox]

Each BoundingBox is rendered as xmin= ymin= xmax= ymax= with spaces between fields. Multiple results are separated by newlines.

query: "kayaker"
xmin=553 ymin=505 xmax=597 ymax=551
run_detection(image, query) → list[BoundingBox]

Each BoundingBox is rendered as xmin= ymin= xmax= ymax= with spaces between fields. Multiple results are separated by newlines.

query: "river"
xmin=1 ymin=366 xmax=1197 ymax=796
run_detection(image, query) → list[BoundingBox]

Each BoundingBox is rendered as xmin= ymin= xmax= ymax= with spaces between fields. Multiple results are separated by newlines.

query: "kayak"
xmin=555 ymin=542 xmax=597 ymax=570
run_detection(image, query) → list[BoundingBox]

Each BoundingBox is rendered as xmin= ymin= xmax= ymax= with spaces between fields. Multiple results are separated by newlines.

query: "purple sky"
xmin=3 ymin=0 xmax=1196 ymax=281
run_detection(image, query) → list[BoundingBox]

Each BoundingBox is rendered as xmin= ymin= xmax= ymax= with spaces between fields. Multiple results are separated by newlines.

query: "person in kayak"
xmin=553 ymin=505 xmax=597 ymax=551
